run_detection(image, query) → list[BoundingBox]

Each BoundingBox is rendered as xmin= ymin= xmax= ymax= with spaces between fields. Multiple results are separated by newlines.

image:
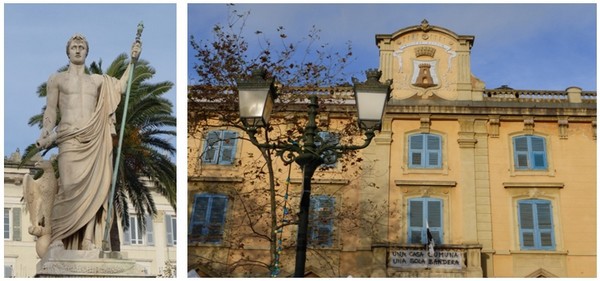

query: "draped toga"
xmin=50 ymin=75 xmax=121 ymax=249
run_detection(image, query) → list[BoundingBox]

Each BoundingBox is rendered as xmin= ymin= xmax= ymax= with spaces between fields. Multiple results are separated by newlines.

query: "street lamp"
xmin=237 ymin=68 xmax=391 ymax=277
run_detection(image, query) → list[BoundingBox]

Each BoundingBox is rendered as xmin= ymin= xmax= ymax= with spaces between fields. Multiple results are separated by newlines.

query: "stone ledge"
xmin=289 ymin=178 xmax=350 ymax=185
xmin=502 ymin=182 xmax=564 ymax=188
xmin=188 ymin=176 xmax=244 ymax=183
xmin=394 ymin=180 xmax=457 ymax=188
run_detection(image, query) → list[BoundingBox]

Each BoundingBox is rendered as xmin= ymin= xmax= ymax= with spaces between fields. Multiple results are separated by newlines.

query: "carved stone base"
xmin=35 ymin=247 xmax=150 ymax=277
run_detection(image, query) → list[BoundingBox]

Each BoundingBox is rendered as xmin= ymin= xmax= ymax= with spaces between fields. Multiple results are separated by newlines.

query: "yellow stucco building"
xmin=188 ymin=20 xmax=596 ymax=277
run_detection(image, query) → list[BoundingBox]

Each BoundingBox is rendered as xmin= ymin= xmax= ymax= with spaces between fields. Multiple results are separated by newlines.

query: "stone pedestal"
xmin=35 ymin=246 xmax=150 ymax=277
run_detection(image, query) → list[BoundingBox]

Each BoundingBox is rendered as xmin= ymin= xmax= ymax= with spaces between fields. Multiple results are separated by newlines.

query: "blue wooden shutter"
xmin=514 ymin=136 xmax=530 ymax=169
xmin=409 ymin=134 xmax=424 ymax=167
xmin=518 ymin=199 xmax=555 ymax=250
xmin=530 ymin=137 xmax=547 ymax=169
xmin=145 ymin=215 xmax=154 ymax=246
xmin=536 ymin=202 xmax=554 ymax=248
xmin=408 ymin=198 xmax=442 ymax=244
xmin=427 ymin=199 xmax=442 ymax=244
xmin=408 ymin=199 xmax=424 ymax=243
xmin=427 ymin=135 xmax=442 ymax=168
xmin=207 ymin=195 xmax=228 ymax=243
xmin=165 ymin=214 xmax=174 ymax=246
xmin=202 ymin=131 xmax=221 ymax=164
xmin=218 ymin=131 xmax=238 ymax=165
xmin=310 ymin=195 xmax=335 ymax=247
xmin=189 ymin=195 xmax=210 ymax=242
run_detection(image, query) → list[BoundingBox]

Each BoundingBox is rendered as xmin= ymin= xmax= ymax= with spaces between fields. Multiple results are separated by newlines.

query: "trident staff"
xmin=102 ymin=22 xmax=144 ymax=252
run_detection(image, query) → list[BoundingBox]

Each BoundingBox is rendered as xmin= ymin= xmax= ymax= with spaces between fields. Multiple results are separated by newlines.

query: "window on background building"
xmin=189 ymin=194 xmax=228 ymax=244
xmin=309 ymin=195 xmax=335 ymax=247
xmin=165 ymin=213 xmax=177 ymax=246
xmin=518 ymin=199 xmax=555 ymax=250
xmin=316 ymin=131 xmax=339 ymax=168
xmin=4 ymin=208 xmax=21 ymax=241
xmin=202 ymin=130 xmax=238 ymax=165
xmin=123 ymin=214 xmax=155 ymax=246
xmin=4 ymin=265 xmax=13 ymax=278
xmin=408 ymin=133 xmax=442 ymax=168
xmin=408 ymin=198 xmax=443 ymax=244
xmin=513 ymin=135 xmax=547 ymax=170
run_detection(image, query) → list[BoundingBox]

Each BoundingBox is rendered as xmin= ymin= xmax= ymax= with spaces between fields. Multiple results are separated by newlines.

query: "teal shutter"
xmin=518 ymin=199 xmax=555 ymax=250
xmin=146 ymin=215 xmax=154 ymax=246
xmin=12 ymin=208 xmax=21 ymax=241
xmin=202 ymin=130 xmax=238 ymax=165
xmin=165 ymin=214 xmax=174 ymax=246
xmin=408 ymin=198 xmax=443 ymax=244
xmin=189 ymin=195 xmax=209 ymax=242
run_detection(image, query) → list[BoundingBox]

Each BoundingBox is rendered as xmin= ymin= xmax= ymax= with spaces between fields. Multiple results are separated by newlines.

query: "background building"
xmin=4 ymin=150 xmax=176 ymax=278
xmin=188 ymin=20 xmax=595 ymax=277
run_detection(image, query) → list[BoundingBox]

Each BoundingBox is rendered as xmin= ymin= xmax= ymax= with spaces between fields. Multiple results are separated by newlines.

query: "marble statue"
xmin=35 ymin=33 xmax=141 ymax=253
xmin=23 ymin=159 xmax=58 ymax=258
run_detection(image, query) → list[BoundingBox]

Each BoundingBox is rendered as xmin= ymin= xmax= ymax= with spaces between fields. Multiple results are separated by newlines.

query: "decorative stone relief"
xmin=558 ymin=117 xmax=568 ymax=139
xmin=419 ymin=114 xmax=431 ymax=133
xmin=523 ymin=117 xmax=535 ymax=135
xmin=488 ymin=115 xmax=500 ymax=138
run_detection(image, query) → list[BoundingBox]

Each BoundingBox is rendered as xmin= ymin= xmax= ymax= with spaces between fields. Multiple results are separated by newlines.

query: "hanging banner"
xmin=388 ymin=249 xmax=462 ymax=269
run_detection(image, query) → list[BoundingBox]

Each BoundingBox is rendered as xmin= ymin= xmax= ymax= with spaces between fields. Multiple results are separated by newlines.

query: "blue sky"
xmin=3 ymin=4 xmax=177 ymax=158
xmin=188 ymin=3 xmax=596 ymax=91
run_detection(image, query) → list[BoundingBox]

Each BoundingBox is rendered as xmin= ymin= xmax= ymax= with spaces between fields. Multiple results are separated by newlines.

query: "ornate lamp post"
xmin=237 ymin=68 xmax=391 ymax=277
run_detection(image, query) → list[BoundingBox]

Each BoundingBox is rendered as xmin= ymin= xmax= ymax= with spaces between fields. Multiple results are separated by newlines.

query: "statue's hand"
xmin=131 ymin=41 xmax=142 ymax=62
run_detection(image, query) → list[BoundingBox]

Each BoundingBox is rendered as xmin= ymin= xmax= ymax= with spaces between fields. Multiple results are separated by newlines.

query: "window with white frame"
xmin=165 ymin=213 xmax=177 ymax=246
xmin=309 ymin=195 xmax=335 ymax=247
xmin=202 ymin=130 xmax=238 ymax=165
xmin=189 ymin=193 xmax=228 ymax=244
xmin=407 ymin=197 xmax=443 ymax=244
xmin=513 ymin=135 xmax=548 ymax=170
xmin=408 ymin=133 xmax=442 ymax=169
xmin=518 ymin=199 xmax=555 ymax=250
xmin=4 ymin=208 xmax=21 ymax=241
xmin=123 ymin=214 xmax=155 ymax=246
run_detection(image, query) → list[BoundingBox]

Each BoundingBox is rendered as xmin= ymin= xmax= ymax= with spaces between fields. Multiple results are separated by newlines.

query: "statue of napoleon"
xmin=32 ymin=33 xmax=141 ymax=257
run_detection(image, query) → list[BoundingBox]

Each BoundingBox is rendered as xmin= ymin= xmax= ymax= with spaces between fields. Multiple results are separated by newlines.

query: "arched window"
xmin=513 ymin=135 xmax=547 ymax=170
xmin=409 ymin=133 xmax=442 ymax=168
xmin=202 ymin=130 xmax=238 ymax=165
xmin=408 ymin=197 xmax=443 ymax=244
xmin=189 ymin=193 xmax=228 ymax=244
xmin=518 ymin=199 xmax=555 ymax=250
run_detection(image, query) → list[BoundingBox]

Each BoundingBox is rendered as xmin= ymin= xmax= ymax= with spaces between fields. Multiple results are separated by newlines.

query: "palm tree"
xmin=22 ymin=54 xmax=176 ymax=249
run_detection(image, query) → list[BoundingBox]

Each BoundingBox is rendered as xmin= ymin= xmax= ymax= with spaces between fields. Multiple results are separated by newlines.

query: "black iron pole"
xmin=293 ymin=96 xmax=323 ymax=277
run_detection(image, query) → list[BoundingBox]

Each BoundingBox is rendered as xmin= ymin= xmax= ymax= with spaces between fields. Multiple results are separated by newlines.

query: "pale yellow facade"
xmin=3 ymin=152 xmax=176 ymax=277
xmin=188 ymin=20 xmax=596 ymax=277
